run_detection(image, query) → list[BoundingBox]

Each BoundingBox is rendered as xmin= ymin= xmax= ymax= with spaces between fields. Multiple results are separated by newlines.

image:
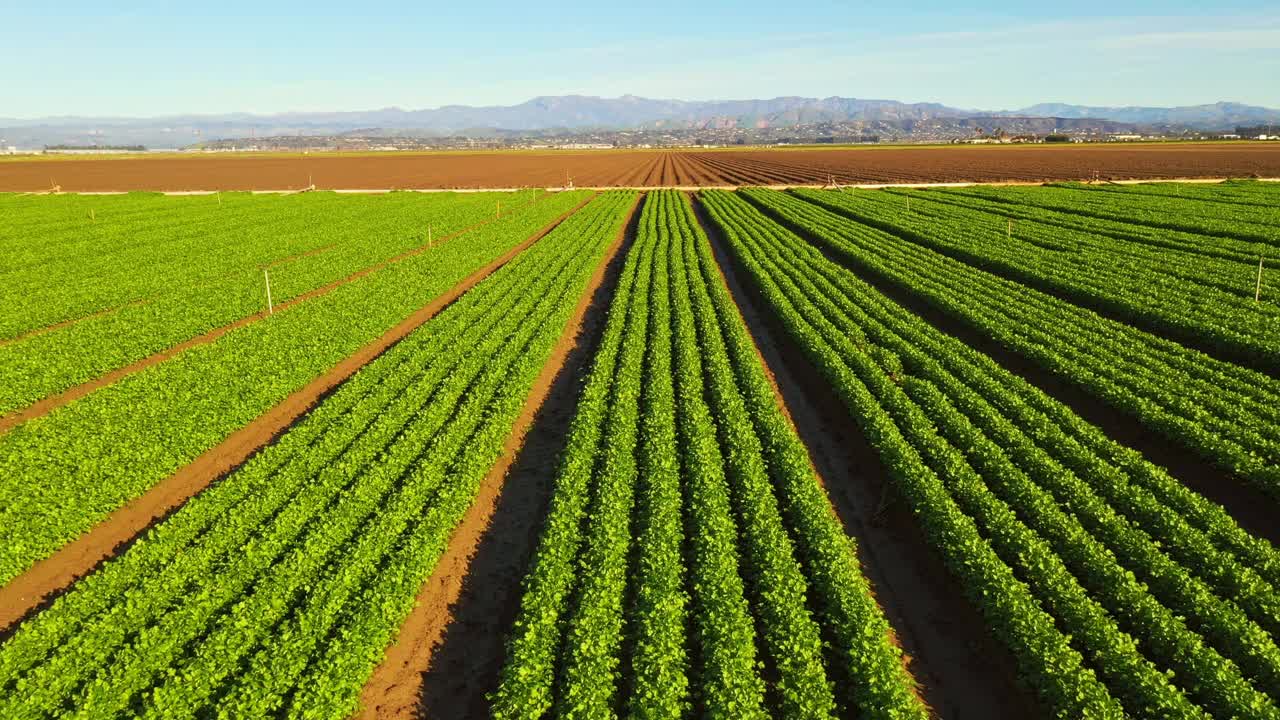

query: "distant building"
xmin=1235 ymin=126 xmax=1280 ymax=140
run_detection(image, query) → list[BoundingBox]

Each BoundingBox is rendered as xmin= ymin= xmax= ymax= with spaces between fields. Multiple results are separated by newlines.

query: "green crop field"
xmin=1 ymin=182 xmax=1277 ymax=719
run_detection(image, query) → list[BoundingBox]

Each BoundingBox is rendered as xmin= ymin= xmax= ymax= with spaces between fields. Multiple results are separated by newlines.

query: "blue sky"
xmin=3 ymin=1 xmax=1278 ymax=118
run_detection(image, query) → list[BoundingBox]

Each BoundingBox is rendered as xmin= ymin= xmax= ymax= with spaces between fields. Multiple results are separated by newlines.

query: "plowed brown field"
xmin=2 ymin=143 xmax=1278 ymax=191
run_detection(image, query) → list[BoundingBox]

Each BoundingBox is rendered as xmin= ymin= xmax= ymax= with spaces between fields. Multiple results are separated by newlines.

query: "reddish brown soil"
xmin=3 ymin=144 xmax=1279 ymax=192
xmin=0 ymin=193 xmax=564 ymax=433
xmin=0 ymin=198 xmax=595 ymax=633
xmin=693 ymin=144 xmax=1280 ymax=185
xmin=355 ymin=194 xmax=642 ymax=720
xmin=690 ymin=194 xmax=1042 ymax=720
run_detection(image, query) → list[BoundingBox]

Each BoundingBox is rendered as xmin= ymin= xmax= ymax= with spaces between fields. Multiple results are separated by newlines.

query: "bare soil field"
xmin=691 ymin=143 xmax=1280 ymax=184
xmin=2 ymin=143 xmax=1279 ymax=191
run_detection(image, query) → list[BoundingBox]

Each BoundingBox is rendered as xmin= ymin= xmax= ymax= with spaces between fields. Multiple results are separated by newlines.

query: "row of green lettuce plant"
xmin=679 ymin=191 xmax=924 ymax=719
xmin=493 ymin=190 xmax=923 ymax=719
xmin=889 ymin=187 xmax=1266 ymax=291
xmin=701 ymin=188 xmax=1280 ymax=719
xmin=0 ymin=190 xmax=638 ymax=719
xmin=1071 ymin=179 xmax=1280 ymax=215
xmin=913 ymin=185 xmax=1268 ymax=264
xmin=0 ymin=190 xmax=548 ymax=413
xmin=791 ymin=188 xmax=1279 ymax=373
xmin=737 ymin=188 xmax=1280 ymax=500
xmin=0 ymin=190 xmax=590 ymax=587
xmin=950 ymin=182 xmax=1280 ymax=246
xmin=494 ymin=191 xmax=771 ymax=719
xmin=1 ymin=191 xmax=526 ymax=335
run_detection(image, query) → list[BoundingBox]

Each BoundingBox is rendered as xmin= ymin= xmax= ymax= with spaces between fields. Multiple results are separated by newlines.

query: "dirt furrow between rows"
xmin=691 ymin=153 xmax=782 ymax=186
xmin=719 ymin=154 xmax=831 ymax=184
xmin=4 ymin=240 xmax=346 ymax=349
xmin=676 ymin=152 xmax=719 ymax=185
xmin=0 ymin=195 xmax=597 ymax=633
xmin=611 ymin=154 xmax=659 ymax=187
xmin=688 ymin=192 xmax=1042 ymax=720
xmin=745 ymin=191 xmax=1280 ymax=543
xmin=681 ymin=153 xmax=733 ymax=185
xmin=355 ymin=193 xmax=643 ymax=720
xmin=673 ymin=153 xmax=693 ymax=184
xmin=639 ymin=153 xmax=665 ymax=187
xmin=0 ymin=299 xmax=149 ymax=348
xmin=0 ymin=193 xmax=561 ymax=434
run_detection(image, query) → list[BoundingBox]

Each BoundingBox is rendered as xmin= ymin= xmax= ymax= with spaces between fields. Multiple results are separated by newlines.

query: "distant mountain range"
xmin=1001 ymin=101 xmax=1280 ymax=127
xmin=3 ymin=96 xmax=1278 ymax=149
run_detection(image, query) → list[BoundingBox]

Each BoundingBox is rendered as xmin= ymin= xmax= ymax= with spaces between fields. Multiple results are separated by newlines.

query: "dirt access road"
xmin=2 ymin=143 xmax=1279 ymax=191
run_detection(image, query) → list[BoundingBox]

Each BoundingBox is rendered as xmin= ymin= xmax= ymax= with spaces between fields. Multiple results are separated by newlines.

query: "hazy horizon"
xmin=3 ymin=1 xmax=1277 ymax=119
xmin=3 ymin=94 xmax=1279 ymax=124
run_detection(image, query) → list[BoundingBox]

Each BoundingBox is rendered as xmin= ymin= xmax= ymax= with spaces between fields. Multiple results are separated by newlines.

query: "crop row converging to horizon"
xmin=0 ymin=179 xmax=1277 ymax=719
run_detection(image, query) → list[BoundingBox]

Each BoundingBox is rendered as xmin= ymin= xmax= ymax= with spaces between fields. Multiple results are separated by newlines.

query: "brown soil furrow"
xmin=3 ymin=239 xmax=354 ymax=351
xmin=640 ymin=153 xmax=666 ymax=187
xmin=717 ymin=154 xmax=830 ymax=184
xmin=660 ymin=152 xmax=679 ymax=186
xmin=599 ymin=157 xmax=640 ymax=187
xmin=611 ymin=154 xmax=655 ymax=187
xmin=748 ymin=191 xmax=1280 ymax=543
xmin=712 ymin=154 xmax=796 ymax=185
xmin=0 ymin=194 xmax=563 ymax=434
xmin=616 ymin=158 xmax=644 ymax=187
xmin=356 ymin=193 xmax=642 ymax=720
xmin=644 ymin=153 xmax=663 ymax=186
xmin=690 ymin=192 xmax=1041 ymax=719
xmin=673 ymin=153 xmax=694 ymax=185
xmin=0 ymin=195 xmax=599 ymax=634
xmin=698 ymin=154 xmax=791 ymax=184
xmin=0 ymin=299 xmax=148 ymax=348
xmin=686 ymin=153 xmax=751 ymax=184
xmin=724 ymin=152 xmax=907 ymax=184
xmin=655 ymin=153 xmax=674 ymax=185
xmin=666 ymin=152 xmax=687 ymax=185
xmin=684 ymin=192 xmax=922 ymax=711
xmin=267 ymin=241 xmax=337 ymax=268
xmin=682 ymin=153 xmax=732 ymax=185
xmin=693 ymin=153 xmax=779 ymax=185
xmin=3 ymin=235 xmax=351 ymax=348
xmin=670 ymin=152 xmax=701 ymax=186
xmin=611 ymin=156 xmax=645 ymax=185
xmin=4 ymin=144 xmax=1280 ymax=191
xmin=744 ymin=154 xmax=844 ymax=184
xmin=652 ymin=153 xmax=668 ymax=186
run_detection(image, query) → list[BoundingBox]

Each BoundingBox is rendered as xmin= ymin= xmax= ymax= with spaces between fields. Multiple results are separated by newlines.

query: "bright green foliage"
xmin=0 ymin=191 xmax=590 ymax=586
xmin=951 ymin=180 xmax=1280 ymax=247
xmin=791 ymin=186 xmax=1279 ymax=372
xmin=738 ymin=187 xmax=1280 ymax=500
xmin=0 ymin=191 xmax=637 ymax=719
xmin=493 ymin=191 xmax=924 ymax=720
xmin=0 ymin=190 xmax=545 ymax=414
xmin=701 ymin=188 xmax=1280 ymax=719
xmin=6 ymin=180 xmax=1276 ymax=720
